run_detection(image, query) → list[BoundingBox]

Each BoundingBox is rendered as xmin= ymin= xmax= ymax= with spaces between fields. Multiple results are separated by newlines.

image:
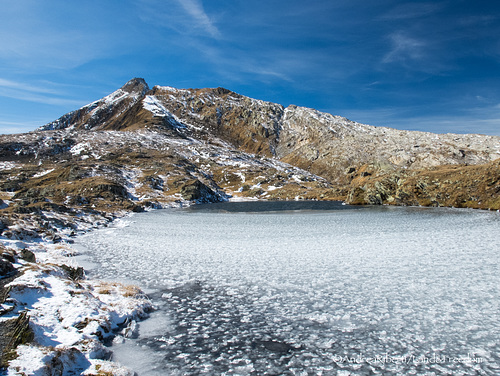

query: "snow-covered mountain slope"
xmin=0 ymin=75 xmax=497 ymax=222
xmin=23 ymin=77 xmax=499 ymax=209
xmin=0 ymin=127 xmax=336 ymax=222
xmin=36 ymin=78 xmax=500 ymax=173
xmin=38 ymin=78 xmax=149 ymax=131
xmin=277 ymin=105 xmax=500 ymax=182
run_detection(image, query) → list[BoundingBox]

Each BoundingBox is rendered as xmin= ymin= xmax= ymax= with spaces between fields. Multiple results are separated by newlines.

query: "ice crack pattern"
xmin=76 ymin=203 xmax=500 ymax=375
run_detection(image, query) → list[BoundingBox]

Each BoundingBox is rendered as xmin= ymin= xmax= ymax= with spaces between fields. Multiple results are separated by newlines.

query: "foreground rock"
xmin=0 ymin=237 xmax=153 ymax=375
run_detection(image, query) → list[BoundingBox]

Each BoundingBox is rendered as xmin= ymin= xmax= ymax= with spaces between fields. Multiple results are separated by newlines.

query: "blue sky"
xmin=1 ymin=0 xmax=500 ymax=135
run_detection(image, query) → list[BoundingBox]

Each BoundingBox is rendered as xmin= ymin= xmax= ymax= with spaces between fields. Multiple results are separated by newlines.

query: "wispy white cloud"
xmin=0 ymin=120 xmax=44 ymax=135
xmin=0 ymin=31 xmax=106 ymax=70
xmin=0 ymin=2 xmax=137 ymax=71
xmin=0 ymin=78 xmax=84 ymax=106
xmin=0 ymin=78 xmax=60 ymax=95
xmin=176 ymin=0 xmax=220 ymax=38
xmin=0 ymin=90 xmax=85 ymax=107
xmin=458 ymin=14 xmax=499 ymax=27
xmin=382 ymin=32 xmax=427 ymax=64
xmin=138 ymin=0 xmax=220 ymax=39
xmin=245 ymin=68 xmax=293 ymax=82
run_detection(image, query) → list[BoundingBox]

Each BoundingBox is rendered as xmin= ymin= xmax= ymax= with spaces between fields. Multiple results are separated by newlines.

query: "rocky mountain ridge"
xmin=40 ymin=79 xmax=500 ymax=176
xmin=0 ymin=77 xmax=498 ymax=227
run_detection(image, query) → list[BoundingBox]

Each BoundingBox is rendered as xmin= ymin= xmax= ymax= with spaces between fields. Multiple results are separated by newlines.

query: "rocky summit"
xmin=0 ymin=77 xmax=499 ymax=237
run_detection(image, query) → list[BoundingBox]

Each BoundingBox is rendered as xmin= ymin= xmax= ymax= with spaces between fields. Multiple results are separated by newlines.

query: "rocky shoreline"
xmin=0 ymin=207 xmax=156 ymax=375
xmin=2 ymin=193 xmax=500 ymax=374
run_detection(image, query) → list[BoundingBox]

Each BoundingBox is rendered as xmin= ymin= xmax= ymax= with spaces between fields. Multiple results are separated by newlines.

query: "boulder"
xmin=20 ymin=249 xmax=36 ymax=263
xmin=180 ymin=180 xmax=220 ymax=202
xmin=0 ymin=259 xmax=15 ymax=277
xmin=60 ymin=264 xmax=84 ymax=281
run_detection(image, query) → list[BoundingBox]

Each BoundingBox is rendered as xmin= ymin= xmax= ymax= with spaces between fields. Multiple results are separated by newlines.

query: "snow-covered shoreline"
xmin=2 ymin=200 xmax=498 ymax=375
xmin=0 ymin=210 xmax=158 ymax=375
xmin=71 ymin=203 xmax=500 ymax=375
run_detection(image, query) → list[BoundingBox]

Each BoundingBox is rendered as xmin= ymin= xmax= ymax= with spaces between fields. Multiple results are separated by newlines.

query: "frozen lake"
xmin=76 ymin=202 xmax=500 ymax=375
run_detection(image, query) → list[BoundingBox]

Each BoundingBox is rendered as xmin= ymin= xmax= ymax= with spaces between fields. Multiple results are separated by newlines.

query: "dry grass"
xmin=0 ymin=191 xmax=15 ymax=200
xmin=94 ymin=281 xmax=142 ymax=298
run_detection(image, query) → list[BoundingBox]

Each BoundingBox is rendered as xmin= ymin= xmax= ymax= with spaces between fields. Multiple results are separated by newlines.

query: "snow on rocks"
xmin=142 ymin=95 xmax=188 ymax=130
xmin=69 ymin=142 xmax=91 ymax=156
xmin=0 ymin=162 xmax=19 ymax=171
xmin=0 ymin=221 xmax=153 ymax=375
xmin=31 ymin=168 xmax=56 ymax=178
xmin=142 ymin=95 xmax=172 ymax=118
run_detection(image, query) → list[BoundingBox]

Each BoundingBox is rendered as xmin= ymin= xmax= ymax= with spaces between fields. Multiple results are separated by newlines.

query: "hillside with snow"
xmin=1 ymin=77 xmax=498 ymax=212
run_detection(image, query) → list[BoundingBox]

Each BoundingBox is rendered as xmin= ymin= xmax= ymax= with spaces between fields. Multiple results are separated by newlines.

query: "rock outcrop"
xmin=347 ymin=158 xmax=500 ymax=209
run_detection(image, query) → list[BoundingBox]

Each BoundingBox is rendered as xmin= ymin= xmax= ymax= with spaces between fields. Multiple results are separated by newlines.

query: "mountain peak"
xmin=120 ymin=77 xmax=150 ymax=95
xmin=37 ymin=78 xmax=150 ymax=131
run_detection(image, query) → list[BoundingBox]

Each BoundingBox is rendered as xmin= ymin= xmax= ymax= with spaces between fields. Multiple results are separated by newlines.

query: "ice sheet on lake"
xmin=76 ymin=205 xmax=500 ymax=375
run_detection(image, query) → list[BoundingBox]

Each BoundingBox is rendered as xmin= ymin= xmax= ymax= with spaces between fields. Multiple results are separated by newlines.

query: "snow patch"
xmin=234 ymin=172 xmax=246 ymax=183
xmin=70 ymin=142 xmax=90 ymax=156
xmin=0 ymin=161 xmax=18 ymax=170
xmin=32 ymin=168 xmax=55 ymax=178
xmin=142 ymin=95 xmax=172 ymax=118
